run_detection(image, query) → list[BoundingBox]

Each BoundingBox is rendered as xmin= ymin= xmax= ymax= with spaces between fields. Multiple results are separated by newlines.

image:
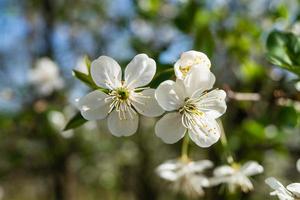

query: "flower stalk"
xmin=181 ymin=130 xmax=190 ymax=161
xmin=217 ymin=119 xmax=234 ymax=164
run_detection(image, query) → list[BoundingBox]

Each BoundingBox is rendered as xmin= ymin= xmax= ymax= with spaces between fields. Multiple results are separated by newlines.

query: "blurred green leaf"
xmin=277 ymin=106 xmax=298 ymax=127
xmin=63 ymin=112 xmax=87 ymax=131
xmin=149 ymin=68 xmax=174 ymax=88
xmin=175 ymin=0 xmax=200 ymax=32
xmin=72 ymin=69 xmax=98 ymax=89
xmin=240 ymin=60 xmax=265 ymax=82
xmin=242 ymin=119 xmax=265 ymax=140
xmin=266 ymin=31 xmax=300 ymax=76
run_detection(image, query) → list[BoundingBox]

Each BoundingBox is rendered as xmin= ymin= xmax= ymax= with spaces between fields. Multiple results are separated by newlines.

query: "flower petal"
xmin=90 ymin=56 xmax=122 ymax=89
xmin=131 ymin=89 xmax=164 ymax=117
xmin=188 ymin=160 xmax=214 ymax=173
xmin=107 ymin=109 xmax=139 ymax=137
xmin=124 ymin=54 xmax=156 ymax=89
xmin=213 ymin=165 xmax=235 ymax=177
xmin=191 ymin=175 xmax=210 ymax=188
xmin=239 ymin=176 xmax=254 ymax=192
xmin=265 ymin=177 xmax=287 ymax=192
xmin=155 ymin=80 xmax=186 ymax=111
xmin=241 ymin=161 xmax=264 ymax=176
xmin=209 ymin=165 xmax=234 ymax=186
xmin=174 ymin=50 xmax=211 ymax=79
xmin=297 ymin=159 xmax=300 ymax=173
xmin=186 ymin=175 xmax=207 ymax=196
xmin=155 ymin=112 xmax=186 ymax=144
xmin=287 ymin=183 xmax=300 ymax=197
xmin=156 ymin=160 xmax=181 ymax=181
xmin=188 ymin=116 xmax=221 ymax=148
xmin=78 ymin=90 xmax=110 ymax=120
xmin=196 ymin=89 xmax=227 ymax=119
xmin=266 ymin=179 xmax=295 ymax=200
xmin=183 ymin=66 xmax=215 ymax=97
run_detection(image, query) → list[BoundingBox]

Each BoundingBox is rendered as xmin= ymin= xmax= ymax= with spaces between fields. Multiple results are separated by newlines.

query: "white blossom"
xmin=29 ymin=57 xmax=64 ymax=95
xmin=174 ymin=50 xmax=211 ymax=80
xmin=156 ymin=159 xmax=213 ymax=197
xmin=297 ymin=159 xmax=300 ymax=173
xmin=209 ymin=161 xmax=264 ymax=193
xmin=155 ymin=65 xmax=226 ymax=148
xmin=265 ymin=177 xmax=300 ymax=200
xmin=78 ymin=54 xmax=164 ymax=137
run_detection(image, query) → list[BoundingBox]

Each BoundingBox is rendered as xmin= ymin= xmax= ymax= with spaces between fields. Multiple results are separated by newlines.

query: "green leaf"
xmin=266 ymin=31 xmax=300 ymax=76
xmin=149 ymin=68 xmax=174 ymax=88
xmin=63 ymin=112 xmax=87 ymax=131
xmin=72 ymin=70 xmax=98 ymax=89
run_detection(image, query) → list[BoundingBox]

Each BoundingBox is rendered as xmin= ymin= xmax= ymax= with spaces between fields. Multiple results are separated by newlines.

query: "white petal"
xmin=183 ymin=66 xmax=216 ymax=97
xmin=107 ymin=109 xmax=139 ymax=137
xmin=78 ymin=90 xmax=110 ymax=120
xmin=157 ymin=160 xmax=181 ymax=171
xmin=124 ymin=54 xmax=156 ymax=89
xmin=241 ymin=161 xmax=264 ymax=176
xmin=297 ymin=159 xmax=300 ymax=173
xmin=276 ymin=193 xmax=294 ymax=200
xmin=131 ymin=89 xmax=164 ymax=117
xmin=196 ymin=89 xmax=227 ymax=119
xmin=188 ymin=160 xmax=214 ymax=173
xmin=191 ymin=175 xmax=210 ymax=188
xmin=239 ymin=175 xmax=254 ymax=192
xmin=213 ymin=165 xmax=235 ymax=177
xmin=155 ymin=112 xmax=186 ymax=144
xmin=174 ymin=51 xmax=211 ymax=79
xmin=156 ymin=160 xmax=181 ymax=181
xmin=287 ymin=183 xmax=300 ymax=197
xmin=265 ymin=177 xmax=285 ymax=190
xmin=188 ymin=115 xmax=221 ymax=148
xmin=157 ymin=170 xmax=178 ymax=182
xmin=155 ymin=79 xmax=186 ymax=111
xmin=209 ymin=176 xmax=232 ymax=187
xmin=188 ymin=176 xmax=208 ymax=195
xmin=269 ymin=190 xmax=294 ymax=200
xmin=90 ymin=56 xmax=122 ymax=89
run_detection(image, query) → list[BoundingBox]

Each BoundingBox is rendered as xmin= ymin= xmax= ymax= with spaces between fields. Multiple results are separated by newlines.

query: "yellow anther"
xmin=179 ymin=65 xmax=191 ymax=77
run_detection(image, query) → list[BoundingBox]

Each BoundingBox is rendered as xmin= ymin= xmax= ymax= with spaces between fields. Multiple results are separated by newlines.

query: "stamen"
xmin=179 ymin=65 xmax=191 ymax=77
xmin=106 ymin=87 xmax=138 ymax=120
xmin=134 ymin=86 xmax=150 ymax=92
xmin=180 ymin=97 xmax=212 ymax=136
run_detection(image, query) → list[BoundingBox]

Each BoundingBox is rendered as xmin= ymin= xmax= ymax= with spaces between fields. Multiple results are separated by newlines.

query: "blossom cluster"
xmin=29 ymin=57 xmax=64 ymax=96
xmin=78 ymin=50 xmax=227 ymax=148
xmin=156 ymin=158 xmax=263 ymax=197
xmin=74 ymin=50 xmax=298 ymax=198
xmin=265 ymin=159 xmax=300 ymax=200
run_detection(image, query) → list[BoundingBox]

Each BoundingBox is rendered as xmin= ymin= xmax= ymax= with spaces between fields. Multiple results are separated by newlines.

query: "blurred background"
xmin=0 ymin=0 xmax=300 ymax=199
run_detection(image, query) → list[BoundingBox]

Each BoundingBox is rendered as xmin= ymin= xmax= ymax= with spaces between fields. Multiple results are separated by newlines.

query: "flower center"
xmin=179 ymin=65 xmax=191 ymax=77
xmin=179 ymin=98 xmax=205 ymax=130
xmin=106 ymin=87 xmax=136 ymax=120
xmin=231 ymin=163 xmax=241 ymax=170
xmin=116 ymin=87 xmax=130 ymax=100
xmin=179 ymin=98 xmax=204 ymax=116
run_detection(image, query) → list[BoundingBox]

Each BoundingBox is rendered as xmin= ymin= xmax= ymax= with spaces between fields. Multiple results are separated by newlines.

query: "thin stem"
xmin=217 ymin=119 xmax=234 ymax=164
xmin=181 ymin=130 xmax=190 ymax=161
